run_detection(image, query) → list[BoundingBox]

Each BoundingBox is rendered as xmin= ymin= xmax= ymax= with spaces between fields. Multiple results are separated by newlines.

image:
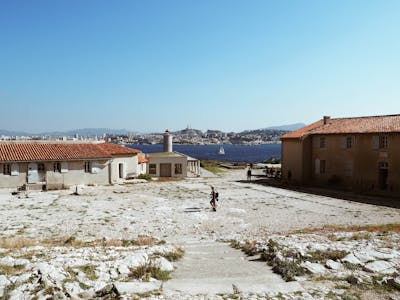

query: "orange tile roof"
xmin=97 ymin=143 xmax=141 ymax=155
xmin=138 ymin=156 xmax=149 ymax=163
xmin=0 ymin=142 xmax=140 ymax=162
xmin=281 ymin=114 xmax=400 ymax=139
xmin=281 ymin=120 xmax=324 ymax=139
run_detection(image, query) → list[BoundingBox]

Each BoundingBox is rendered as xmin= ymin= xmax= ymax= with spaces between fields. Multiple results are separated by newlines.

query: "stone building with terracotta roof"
xmin=0 ymin=142 xmax=141 ymax=189
xmin=281 ymin=114 xmax=400 ymax=195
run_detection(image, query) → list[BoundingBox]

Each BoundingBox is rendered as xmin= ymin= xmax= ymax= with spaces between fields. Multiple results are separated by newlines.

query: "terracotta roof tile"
xmin=138 ymin=156 xmax=149 ymax=163
xmin=310 ymin=114 xmax=400 ymax=135
xmin=0 ymin=142 xmax=140 ymax=162
xmin=282 ymin=114 xmax=400 ymax=139
xmin=281 ymin=120 xmax=324 ymax=139
xmin=97 ymin=143 xmax=141 ymax=155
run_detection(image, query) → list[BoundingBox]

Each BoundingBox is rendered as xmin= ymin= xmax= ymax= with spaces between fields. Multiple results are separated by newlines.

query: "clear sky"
xmin=1 ymin=0 xmax=399 ymax=133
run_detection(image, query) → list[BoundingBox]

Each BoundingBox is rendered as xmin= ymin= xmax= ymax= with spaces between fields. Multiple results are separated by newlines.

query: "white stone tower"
xmin=163 ymin=129 xmax=173 ymax=152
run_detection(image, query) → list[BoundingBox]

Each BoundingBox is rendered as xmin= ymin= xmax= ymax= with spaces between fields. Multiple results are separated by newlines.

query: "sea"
xmin=126 ymin=143 xmax=281 ymax=163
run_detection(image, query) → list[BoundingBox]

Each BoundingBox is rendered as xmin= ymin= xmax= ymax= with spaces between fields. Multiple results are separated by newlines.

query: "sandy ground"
xmin=1 ymin=169 xmax=400 ymax=299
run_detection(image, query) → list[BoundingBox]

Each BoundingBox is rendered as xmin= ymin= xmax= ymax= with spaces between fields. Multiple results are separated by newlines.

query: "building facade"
xmin=0 ymin=142 xmax=141 ymax=189
xmin=281 ymin=115 xmax=400 ymax=196
xmin=146 ymin=129 xmax=201 ymax=178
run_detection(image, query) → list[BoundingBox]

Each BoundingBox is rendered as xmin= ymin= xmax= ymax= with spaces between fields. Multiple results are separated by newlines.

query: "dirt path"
xmin=164 ymin=239 xmax=302 ymax=296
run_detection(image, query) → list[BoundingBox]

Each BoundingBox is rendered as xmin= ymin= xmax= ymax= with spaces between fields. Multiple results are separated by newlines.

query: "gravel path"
xmin=164 ymin=239 xmax=302 ymax=295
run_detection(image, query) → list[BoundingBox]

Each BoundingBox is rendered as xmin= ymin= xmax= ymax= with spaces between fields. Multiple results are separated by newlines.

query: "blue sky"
xmin=1 ymin=0 xmax=399 ymax=133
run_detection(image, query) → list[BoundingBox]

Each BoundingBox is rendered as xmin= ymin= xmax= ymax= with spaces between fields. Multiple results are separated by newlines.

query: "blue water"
xmin=127 ymin=144 xmax=281 ymax=163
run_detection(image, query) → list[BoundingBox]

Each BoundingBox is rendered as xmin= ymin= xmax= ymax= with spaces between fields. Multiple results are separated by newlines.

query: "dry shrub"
xmin=0 ymin=237 xmax=38 ymax=249
xmin=290 ymin=223 xmax=400 ymax=235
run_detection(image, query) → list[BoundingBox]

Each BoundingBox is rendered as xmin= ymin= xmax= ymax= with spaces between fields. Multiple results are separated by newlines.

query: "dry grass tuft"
xmin=0 ymin=235 xmax=162 ymax=250
xmin=290 ymin=223 xmax=400 ymax=235
xmin=0 ymin=237 xmax=38 ymax=249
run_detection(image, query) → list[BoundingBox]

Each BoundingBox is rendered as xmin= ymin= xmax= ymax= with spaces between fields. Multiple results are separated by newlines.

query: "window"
xmin=344 ymin=160 xmax=353 ymax=176
xmin=149 ymin=164 xmax=156 ymax=175
xmin=320 ymin=160 xmax=326 ymax=174
xmin=84 ymin=161 xmax=91 ymax=173
xmin=38 ymin=163 xmax=45 ymax=171
xmin=175 ymin=163 xmax=182 ymax=175
xmin=53 ymin=162 xmax=61 ymax=173
xmin=3 ymin=164 xmax=11 ymax=175
xmin=346 ymin=137 xmax=352 ymax=149
xmin=379 ymin=136 xmax=388 ymax=149
xmin=319 ymin=137 xmax=326 ymax=148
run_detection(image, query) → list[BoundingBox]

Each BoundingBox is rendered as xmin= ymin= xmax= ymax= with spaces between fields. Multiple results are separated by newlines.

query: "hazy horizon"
xmin=1 ymin=1 xmax=399 ymax=132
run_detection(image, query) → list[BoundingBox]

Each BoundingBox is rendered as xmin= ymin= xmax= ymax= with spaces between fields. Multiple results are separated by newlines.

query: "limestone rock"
xmin=0 ymin=275 xmax=10 ymax=298
xmin=95 ymin=283 xmax=120 ymax=298
xmin=120 ymin=252 xmax=149 ymax=268
xmin=325 ymin=259 xmax=342 ymax=270
xmin=34 ymin=262 xmax=68 ymax=285
xmin=342 ymin=253 xmax=361 ymax=265
xmin=0 ymin=256 xmax=15 ymax=267
xmin=302 ymin=261 xmax=326 ymax=274
xmin=14 ymin=258 xmax=29 ymax=266
xmin=114 ymin=281 xmax=161 ymax=295
xmin=363 ymin=260 xmax=397 ymax=274
xmin=353 ymin=251 xmax=375 ymax=263
xmin=154 ymin=257 xmax=174 ymax=272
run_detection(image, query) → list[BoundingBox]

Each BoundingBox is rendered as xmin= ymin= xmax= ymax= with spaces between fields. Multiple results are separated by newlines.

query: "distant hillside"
xmin=0 ymin=128 xmax=130 ymax=137
xmin=265 ymin=123 xmax=305 ymax=131
xmin=0 ymin=129 xmax=32 ymax=136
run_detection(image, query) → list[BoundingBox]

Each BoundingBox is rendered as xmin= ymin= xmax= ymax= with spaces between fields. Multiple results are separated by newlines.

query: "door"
xmin=28 ymin=163 xmax=39 ymax=183
xmin=119 ymin=163 xmax=125 ymax=179
xmin=38 ymin=163 xmax=46 ymax=182
xmin=378 ymin=162 xmax=388 ymax=190
xmin=160 ymin=163 xmax=172 ymax=177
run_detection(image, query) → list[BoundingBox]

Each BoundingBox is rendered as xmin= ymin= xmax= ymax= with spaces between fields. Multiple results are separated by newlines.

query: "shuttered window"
xmin=315 ymin=159 xmax=320 ymax=175
xmin=3 ymin=164 xmax=11 ymax=175
xmin=53 ymin=162 xmax=61 ymax=172
xmin=11 ymin=163 xmax=19 ymax=176
xmin=379 ymin=136 xmax=388 ymax=149
xmin=149 ymin=164 xmax=156 ymax=175
xmin=320 ymin=160 xmax=326 ymax=174
xmin=84 ymin=161 xmax=91 ymax=173
xmin=91 ymin=162 xmax=100 ymax=174
xmin=61 ymin=162 xmax=68 ymax=173
xmin=372 ymin=136 xmax=379 ymax=149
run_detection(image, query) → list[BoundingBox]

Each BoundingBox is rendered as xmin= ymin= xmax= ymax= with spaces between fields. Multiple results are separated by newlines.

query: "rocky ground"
xmin=0 ymin=169 xmax=399 ymax=299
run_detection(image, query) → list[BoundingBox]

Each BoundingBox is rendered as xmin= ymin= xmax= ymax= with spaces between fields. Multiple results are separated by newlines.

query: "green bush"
xmin=138 ymin=173 xmax=152 ymax=181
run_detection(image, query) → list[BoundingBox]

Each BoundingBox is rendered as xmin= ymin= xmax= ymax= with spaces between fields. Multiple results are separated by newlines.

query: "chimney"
xmin=323 ymin=116 xmax=331 ymax=125
xmin=163 ymin=129 xmax=173 ymax=152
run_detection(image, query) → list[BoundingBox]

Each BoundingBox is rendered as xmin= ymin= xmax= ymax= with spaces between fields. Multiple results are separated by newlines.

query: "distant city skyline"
xmin=1 ymin=0 xmax=399 ymax=133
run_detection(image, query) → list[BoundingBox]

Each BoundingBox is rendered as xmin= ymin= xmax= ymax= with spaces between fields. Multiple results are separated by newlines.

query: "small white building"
xmin=0 ymin=142 xmax=141 ymax=189
xmin=146 ymin=130 xmax=201 ymax=178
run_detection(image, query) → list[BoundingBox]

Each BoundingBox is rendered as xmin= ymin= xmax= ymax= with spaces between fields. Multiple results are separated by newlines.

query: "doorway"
xmin=160 ymin=163 xmax=172 ymax=177
xmin=119 ymin=163 xmax=124 ymax=179
xmin=378 ymin=162 xmax=388 ymax=190
xmin=28 ymin=163 xmax=39 ymax=183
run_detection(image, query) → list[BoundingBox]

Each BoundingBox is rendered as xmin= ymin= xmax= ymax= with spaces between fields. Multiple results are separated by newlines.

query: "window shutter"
xmin=61 ymin=162 xmax=68 ymax=173
xmin=314 ymin=137 xmax=320 ymax=148
xmin=341 ymin=137 xmax=346 ymax=149
xmin=372 ymin=136 xmax=379 ymax=149
xmin=345 ymin=160 xmax=353 ymax=177
xmin=11 ymin=163 xmax=19 ymax=176
xmin=122 ymin=163 xmax=127 ymax=178
xmin=315 ymin=159 xmax=320 ymax=175
xmin=91 ymin=162 xmax=99 ymax=174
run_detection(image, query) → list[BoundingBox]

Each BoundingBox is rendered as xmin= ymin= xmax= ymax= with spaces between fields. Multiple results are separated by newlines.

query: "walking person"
xmin=247 ymin=166 xmax=252 ymax=181
xmin=210 ymin=186 xmax=217 ymax=211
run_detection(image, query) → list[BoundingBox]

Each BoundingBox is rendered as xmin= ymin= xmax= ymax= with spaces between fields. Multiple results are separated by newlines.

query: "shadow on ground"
xmin=237 ymin=177 xmax=400 ymax=209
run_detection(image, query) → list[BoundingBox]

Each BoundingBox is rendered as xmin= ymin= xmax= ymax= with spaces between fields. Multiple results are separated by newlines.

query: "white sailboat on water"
xmin=218 ymin=146 xmax=225 ymax=155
